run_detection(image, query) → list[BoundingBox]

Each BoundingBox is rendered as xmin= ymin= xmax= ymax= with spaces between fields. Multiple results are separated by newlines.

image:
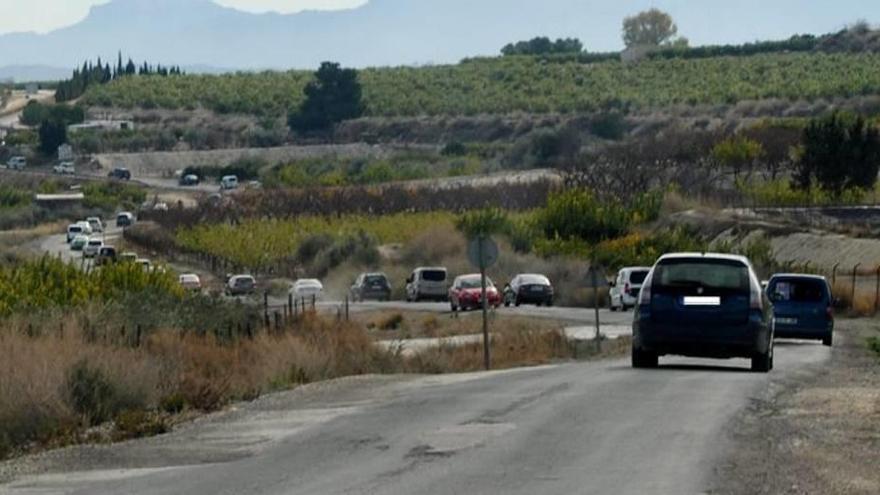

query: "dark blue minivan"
xmin=766 ymin=274 xmax=833 ymax=347
xmin=633 ymin=253 xmax=774 ymax=372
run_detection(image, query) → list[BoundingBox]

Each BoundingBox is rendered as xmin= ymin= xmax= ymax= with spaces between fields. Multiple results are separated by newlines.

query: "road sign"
xmin=585 ymin=266 xmax=608 ymax=288
xmin=467 ymin=237 xmax=499 ymax=269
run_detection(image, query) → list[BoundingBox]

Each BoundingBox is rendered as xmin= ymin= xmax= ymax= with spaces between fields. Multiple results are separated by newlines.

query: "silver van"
xmin=406 ymin=267 xmax=448 ymax=302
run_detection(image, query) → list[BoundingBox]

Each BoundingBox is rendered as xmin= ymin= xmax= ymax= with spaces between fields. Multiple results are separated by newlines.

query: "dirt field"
xmin=713 ymin=318 xmax=880 ymax=495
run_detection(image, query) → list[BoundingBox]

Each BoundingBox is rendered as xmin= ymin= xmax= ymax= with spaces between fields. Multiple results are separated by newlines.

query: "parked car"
xmin=67 ymin=223 xmax=87 ymax=243
xmin=766 ymin=274 xmax=834 ymax=347
xmin=83 ymin=238 xmax=104 ymax=258
xmin=152 ymin=202 xmax=169 ymax=211
xmin=116 ymin=212 xmax=135 ymax=227
xmin=449 ymin=274 xmax=502 ymax=312
xmin=503 ymin=274 xmax=554 ymax=307
xmin=179 ymin=174 xmax=200 ymax=186
xmin=609 ymin=267 xmax=652 ymax=311
xmin=119 ymin=252 xmax=138 ymax=264
xmin=108 ymin=167 xmax=132 ymax=180
xmin=632 ymin=253 xmax=774 ymax=372
xmin=225 ymin=275 xmax=256 ymax=296
xmin=86 ymin=217 xmax=103 ymax=234
xmin=350 ymin=273 xmax=392 ymax=302
xmin=6 ymin=156 xmax=26 ymax=170
xmin=96 ymin=246 xmax=117 ymax=266
xmin=70 ymin=234 xmax=89 ymax=251
xmin=291 ymin=279 xmax=324 ymax=301
xmin=179 ymin=274 xmax=202 ymax=293
xmin=405 ymin=267 xmax=448 ymax=302
xmin=136 ymin=259 xmax=152 ymax=272
xmin=53 ymin=162 xmax=75 ymax=175
xmin=220 ymin=175 xmax=239 ymax=190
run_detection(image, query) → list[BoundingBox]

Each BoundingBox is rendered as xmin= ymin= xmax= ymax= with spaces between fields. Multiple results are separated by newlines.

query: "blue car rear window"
xmin=770 ymin=279 xmax=827 ymax=303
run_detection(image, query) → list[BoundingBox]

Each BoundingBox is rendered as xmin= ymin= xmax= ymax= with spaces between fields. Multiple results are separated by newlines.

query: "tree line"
xmin=56 ymin=53 xmax=184 ymax=102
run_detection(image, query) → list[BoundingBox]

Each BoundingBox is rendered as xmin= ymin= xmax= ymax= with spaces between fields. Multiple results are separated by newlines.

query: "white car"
xmin=86 ymin=217 xmax=104 ymax=234
xmin=179 ymin=274 xmax=202 ymax=292
xmin=66 ymin=223 xmax=92 ymax=242
xmin=609 ymin=266 xmax=652 ymax=312
xmin=225 ymin=274 xmax=256 ymax=296
xmin=220 ymin=175 xmax=239 ymax=190
xmin=6 ymin=156 xmax=26 ymax=170
xmin=83 ymin=238 xmax=104 ymax=258
xmin=53 ymin=162 xmax=75 ymax=175
xmin=153 ymin=202 xmax=169 ymax=211
xmin=290 ymin=279 xmax=324 ymax=301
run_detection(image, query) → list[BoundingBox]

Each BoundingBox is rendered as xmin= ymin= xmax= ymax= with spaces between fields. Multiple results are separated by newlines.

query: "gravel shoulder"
xmin=712 ymin=318 xmax=880 ymax=495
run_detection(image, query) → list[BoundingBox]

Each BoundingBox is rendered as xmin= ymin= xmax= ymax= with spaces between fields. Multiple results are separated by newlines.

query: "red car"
xmin=449 ymin=274 xmax=502 ymax=311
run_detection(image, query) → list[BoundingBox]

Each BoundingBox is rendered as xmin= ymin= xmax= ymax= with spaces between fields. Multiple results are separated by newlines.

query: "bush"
xmin=536 ymin=189 xmax=631 ymax=244
xmin=67 ymin=361 xmax=141 ymax=426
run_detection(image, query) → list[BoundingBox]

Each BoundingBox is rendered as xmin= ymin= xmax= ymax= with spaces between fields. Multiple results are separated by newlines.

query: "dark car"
xmin=449 ymin=274 xmax=502 ymax=312
xmin=632 ymin=253 xmax=774 ymax=372
xmin=179 ymin=173 xmax=200 ymax=186
xmin=108 ymin=167 xmax=132 ymax=181
xmin=766 ymin=274 xmax=834 ymax=347
xmin=351 ymin=273 xmax=392 ymax=302
xmin=503 ymin=274 xmax=554 ymax=307
xmin=225 ymin=275 xmax=256 ymax=297
xmin=116 ymin=212 xmax=135 ymax=227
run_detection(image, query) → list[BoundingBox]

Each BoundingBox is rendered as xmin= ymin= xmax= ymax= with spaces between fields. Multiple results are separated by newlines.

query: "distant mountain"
xmin=0 ymin=65 xmax=71 ymax=82
xmin=0 ymin=0 xmax=878 ymax=81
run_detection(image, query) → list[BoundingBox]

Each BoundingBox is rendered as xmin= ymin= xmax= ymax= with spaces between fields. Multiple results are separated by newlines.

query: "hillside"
xmin=1 ymin=0 xmax=879 ymax=79
xmin=80 ymin=52 xmax=880 ymax=117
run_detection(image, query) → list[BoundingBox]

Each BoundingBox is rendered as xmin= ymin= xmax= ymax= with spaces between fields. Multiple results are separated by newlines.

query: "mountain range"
xmin=0 ymin=0 xmax=878 ymax=81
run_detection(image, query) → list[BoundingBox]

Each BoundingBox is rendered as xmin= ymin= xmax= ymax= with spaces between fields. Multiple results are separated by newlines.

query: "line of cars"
xmin=630 ymin=253 xmax=834 ymax=373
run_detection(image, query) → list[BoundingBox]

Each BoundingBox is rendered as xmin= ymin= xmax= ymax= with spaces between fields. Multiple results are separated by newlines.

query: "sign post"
xmin=468 ymin=237 xmax=499 ymax=371
xmin=587 ymin=265 xmax=604 ymax=351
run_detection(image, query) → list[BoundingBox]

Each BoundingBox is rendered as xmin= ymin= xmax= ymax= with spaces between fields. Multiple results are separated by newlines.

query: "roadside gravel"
xmin=713 ymin=318 xmax=880 ymax=495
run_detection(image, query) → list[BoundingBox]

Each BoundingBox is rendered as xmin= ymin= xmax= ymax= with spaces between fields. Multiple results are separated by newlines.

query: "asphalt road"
xmin=0 ymin=340 xmax=831 ymax=495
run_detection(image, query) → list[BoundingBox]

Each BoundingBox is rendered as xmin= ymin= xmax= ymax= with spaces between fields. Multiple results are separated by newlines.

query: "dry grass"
xmin=358 ymin=310 xmax=567 ymax=340
xmin=0 ymin=311 xmax=627 ymax=460
xmin=0 ymin=222 xmax=67 ymax=258
xmin=831 ymin=281 xmax=877 ymax=318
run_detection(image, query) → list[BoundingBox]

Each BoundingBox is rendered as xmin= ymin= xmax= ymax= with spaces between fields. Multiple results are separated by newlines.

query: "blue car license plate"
xmin=777 ymin=317 xmax=798 ymax=325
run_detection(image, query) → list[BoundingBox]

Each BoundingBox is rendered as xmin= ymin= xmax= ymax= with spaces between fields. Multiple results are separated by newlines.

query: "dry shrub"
xmin=0 ymin=328 xmax=159 ymax=458
xmin=401 ymin=224 xmax=465 ymax=266
xmin=405 ymin=329 xmax=570 ymax=374
xmin=831 ymin=281 xmax=876 ymax=317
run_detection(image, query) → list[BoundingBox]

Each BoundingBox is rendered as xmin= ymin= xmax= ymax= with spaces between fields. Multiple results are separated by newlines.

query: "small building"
xmin=57 ymin=144 xmax=74 ymax=161
xmin=68 ymin=120 xmax=135 ymax=133
xmin=34 ymin=193 xmax=85 ymax=211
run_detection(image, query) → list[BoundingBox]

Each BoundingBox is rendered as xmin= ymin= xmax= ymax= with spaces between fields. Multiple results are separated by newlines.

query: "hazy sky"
xmin=0 ymin=0 xmax=367 ymax=34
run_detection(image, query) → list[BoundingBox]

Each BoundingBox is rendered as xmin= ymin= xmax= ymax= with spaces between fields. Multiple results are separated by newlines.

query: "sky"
xmin=0 ymin=0 xmax=367 ymax=34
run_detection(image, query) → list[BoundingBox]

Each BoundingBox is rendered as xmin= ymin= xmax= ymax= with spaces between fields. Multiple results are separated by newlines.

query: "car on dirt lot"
xmin=119 ymin=252 xmax=138 ymax=264
xmin=225 ymin=275 xmax=256 ymax=296
xmin=405 ymin=267 xmax=448 ymax=302
xmin=609 ymin=266 xmax=651 ymax=311
xmin=766 ymin=274 xmax=834 ymax=347
xmin=83 ymin=238 xmax=103 ymax=258
xmin=86 ymin=217 xmax=103 ymax=233
xmin=66 ymin=223 xmax=87 ymax=243
xmin=449 ymin=274 xmax=502 ymax=312
xmin=503 ymin=274 xmax=554 ymax=307
xmin=179 ymin=274 xmax=202 ymax=293
xmin=179 ymin=174 xmax=200 ymax=186
xmin=632 ymin=253 xmax=774 ymax=373
xmin=220 ymin=175 xmax=239 ymax=190
xmin=116 ymin=212 xmax=135 ymax=227
xmin=70 ymin=234 xmax=89 ymax=251
xmin=291 ymin=279 xmax=324 ymax=301
xmin=6 ymin=156 xmax=26 ymax=170
xmin=350 ymin=273 xmax=391 ymax=302
xmin=53 ymin=162 xmax=75 ymax=175
xmin=95 ymin=246 xmax=117 ymax=266
xmin=108 ymin=167 xmax=131 ymax=180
